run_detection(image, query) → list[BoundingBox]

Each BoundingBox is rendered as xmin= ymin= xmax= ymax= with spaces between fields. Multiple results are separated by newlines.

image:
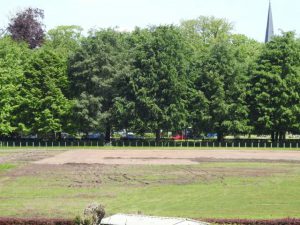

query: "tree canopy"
xmin=249 ymin=32 xmax=300 ymax=140
xmin=1 ymin=10 xmax=300 ymax=141
xmin=68 ymin=28 xmax=130 ymax=140
xmin=114 ymin=26 xmax=190 ymax=140
xmin=7 ymin=7 xmax=45 ymax=48
xmin=0 ymin=37 xmax=29 ymax=136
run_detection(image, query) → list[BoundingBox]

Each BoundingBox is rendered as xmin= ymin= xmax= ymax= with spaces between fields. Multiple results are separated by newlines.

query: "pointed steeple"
xmin=265 ymin=1 xmax=274 ymax=43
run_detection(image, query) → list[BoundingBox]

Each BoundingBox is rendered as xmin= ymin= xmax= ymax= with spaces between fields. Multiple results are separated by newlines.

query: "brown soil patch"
xmin=4 ymin=163 xmax=289 ymax=188
xmin=2 ymin=149 xmax=298 ymax=188
xmin=34 ymin=149 xmax=300 ymax=165
xmin=0 ymin=150 xmax=63 ymax=164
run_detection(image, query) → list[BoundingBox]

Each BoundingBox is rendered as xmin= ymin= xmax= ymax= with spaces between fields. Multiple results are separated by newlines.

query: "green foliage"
xmin=184 ymin=17 xmax=257 ymax=140
xmin=198 ymin=40 xmax=251 ymax=139
xmin=45 ymin=25 xmax=83 ymax=57
xmin=68 ymin=28 xmax=130 ymax=137
xmin=74 ymin=216 xmax=92 ymax=225
xmin=0 ymin=163 xmax=16 ymax=172
xmin=0 ymin=37 xmax=29 ymax=136
xmin=17 ymin=47 xmax=72 ymax=138
xmin=180 ymin=16 xmax=233 ymax=51
xmin=115 ymin=26 xmax=190 ymax=138
xmin=0 ymin=14 xmax=300 ymax=139
xmin=249 ymin=32 xmax=300 ymax=139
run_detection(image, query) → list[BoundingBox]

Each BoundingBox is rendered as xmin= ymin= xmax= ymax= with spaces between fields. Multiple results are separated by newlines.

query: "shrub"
xmin=74 ymin=203 xmax=105 ymax=225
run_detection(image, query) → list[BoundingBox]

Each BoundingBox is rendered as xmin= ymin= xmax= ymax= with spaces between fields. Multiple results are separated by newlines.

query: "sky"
xmin=0 ymin=0 xmax=299 ymax=42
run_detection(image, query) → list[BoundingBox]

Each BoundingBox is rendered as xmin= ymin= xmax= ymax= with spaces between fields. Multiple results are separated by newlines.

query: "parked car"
xmin=22 ymin=134 xmax=38 ymax=139
xmin=120 ymin=134 xmax=144 ymax=141
xmin=206 ymin=133 xmax=217 ymax=138
xmin=87 ymin=132 xmax=104 ymax=140
xmin=171 ymin=134 xmax=187 ymax=140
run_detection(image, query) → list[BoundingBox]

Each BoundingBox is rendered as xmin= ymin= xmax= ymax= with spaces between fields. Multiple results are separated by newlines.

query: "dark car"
xmin=120 ymin=134 xmax=144 ymax=141
xmin=87 ymin=133 xmax=104 ymax=140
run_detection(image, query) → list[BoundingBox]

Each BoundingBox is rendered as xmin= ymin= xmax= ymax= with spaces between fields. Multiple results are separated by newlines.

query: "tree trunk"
xmin=279 ymin=131 xmax=286 ymax=141
xmin=51 ymin=131 xmax=55 ymax=140
xmin=105 ymin=125 xmax=111 ymax=143
xmin=278 ymin=132 xmax=281 ymax=141
xmin=57 ymin=132 xmax=62 ymax=141
xmin=155 ymin=129 xmax=160 ymax=142
xmin=278 ymin=132 xmax=282 ymax=141
xmin=217 ymin=132 xmax=224 ymax=142
xmin=271 ymin=131 xmax=275 ymax=141
xmin=275 ymin=132 xmax=279 ymax=141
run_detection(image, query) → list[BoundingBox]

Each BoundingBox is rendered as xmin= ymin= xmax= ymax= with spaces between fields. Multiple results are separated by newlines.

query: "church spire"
xmin=265 ymin=1 xmax=274 ymax=43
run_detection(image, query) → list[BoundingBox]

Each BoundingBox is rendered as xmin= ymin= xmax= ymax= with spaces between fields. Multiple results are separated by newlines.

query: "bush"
xmin=74 ymin=203 xmax=105 ymax=225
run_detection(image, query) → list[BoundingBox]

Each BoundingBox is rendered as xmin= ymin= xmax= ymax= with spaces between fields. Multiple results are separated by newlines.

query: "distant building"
xmin=101 ymin=214 xmax=209 ymax=225
xmin=265 ymin=1 xmax=274 ymax=43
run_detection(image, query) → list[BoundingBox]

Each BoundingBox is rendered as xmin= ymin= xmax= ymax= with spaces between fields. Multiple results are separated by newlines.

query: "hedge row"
xmin=0 ymin=218 xmax=74 ymax=225
xmin=1 ymin=217 xmax=299 ymax=225
xmin=203 ymin=218 xmax=300 ymax=225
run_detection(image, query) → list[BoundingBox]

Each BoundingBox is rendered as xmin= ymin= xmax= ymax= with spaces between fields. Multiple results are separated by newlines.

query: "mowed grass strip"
xmin=108 ymin=175 xmax=300 ymax=219
xmin=0 ymin=161 xmax=300 ymax=219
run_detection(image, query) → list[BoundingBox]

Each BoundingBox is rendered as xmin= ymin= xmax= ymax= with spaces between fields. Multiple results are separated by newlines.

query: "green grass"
xmin=0 ymin=161 xmax=300 ymax=219
xmin=107 ymin=176 xmax=300 ymax=219
xmin=0 ymin=163 xmax=16 ymax=172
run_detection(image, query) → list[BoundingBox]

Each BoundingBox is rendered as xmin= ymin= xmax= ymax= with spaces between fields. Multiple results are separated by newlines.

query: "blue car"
xmin=120 ymin=134 xmax=144 ymax=141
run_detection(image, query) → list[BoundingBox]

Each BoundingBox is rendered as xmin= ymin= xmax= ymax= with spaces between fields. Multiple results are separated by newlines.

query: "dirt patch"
xmin=1 ymin=149 xmax=298 ymax=189
xmin=0 ymin=150 xmax=63 ymax=164
xmin=4 ymin=162 xmax=290 ymax=188
xmin=34 ymin=150 xmax=300 ymax=165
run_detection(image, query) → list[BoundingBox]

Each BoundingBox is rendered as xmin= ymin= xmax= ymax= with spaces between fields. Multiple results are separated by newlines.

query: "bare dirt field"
xmin=34 ymin=149 xmax=300 ymax=165
xmin=1 ymin=149 xmax=300 ymax=218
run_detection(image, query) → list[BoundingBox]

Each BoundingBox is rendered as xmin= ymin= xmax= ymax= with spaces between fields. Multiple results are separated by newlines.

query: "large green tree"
xmin=0 ymin=37 xmax=29 ymax=137
xmin=249 ymin=32 xmax=300 ymax=140
xmin=181 ymin=17 xmax=257 ymax=140
xmin=198 ymin=40 xmax=252 ymax=141
xmin=17 ymin=47 xmax=72 ymax=139
xmin=68 ymin=28 xmax=130 ymax=141
xmin=115 ymin=26 xmax=190 ymax=140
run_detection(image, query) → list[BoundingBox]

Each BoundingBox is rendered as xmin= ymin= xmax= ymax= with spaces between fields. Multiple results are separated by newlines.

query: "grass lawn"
xmin=0 ymin=163 xmax=16 ymax=172
xmin=0 ymin=150 xmax=300 ymax=219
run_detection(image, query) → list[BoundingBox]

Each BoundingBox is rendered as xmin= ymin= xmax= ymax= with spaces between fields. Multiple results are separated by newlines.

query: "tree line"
xmin=0 ymin=8 xmax=300 ymax=141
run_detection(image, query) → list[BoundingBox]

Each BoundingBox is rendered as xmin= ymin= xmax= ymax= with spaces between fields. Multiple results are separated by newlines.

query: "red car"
xmin=171 ymin=134 xmax=187 ymax=140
